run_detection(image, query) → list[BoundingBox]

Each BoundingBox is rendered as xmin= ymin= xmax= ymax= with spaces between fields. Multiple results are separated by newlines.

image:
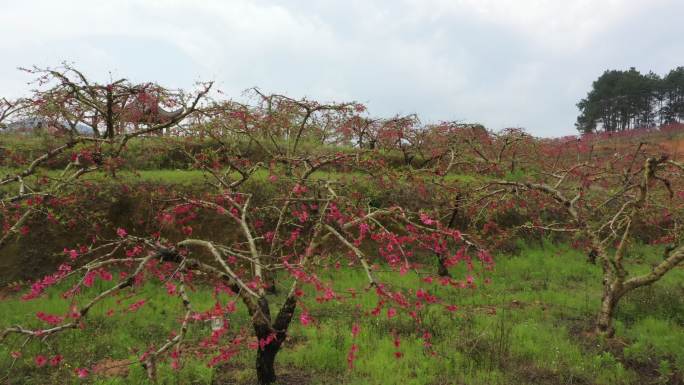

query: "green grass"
xmin=1 ymin=243 xmax=682 ymax=384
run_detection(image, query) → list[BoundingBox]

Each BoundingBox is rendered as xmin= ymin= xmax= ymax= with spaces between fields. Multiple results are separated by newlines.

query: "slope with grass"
xmin=1 ymin=242 xmax=682 ymax=385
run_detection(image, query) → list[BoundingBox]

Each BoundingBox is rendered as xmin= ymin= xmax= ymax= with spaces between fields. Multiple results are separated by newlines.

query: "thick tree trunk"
xmin=595 ymin=241 xmax=684 ymax=336
xmin=596 ymin=283 xmax=624 ymax=337
xmin=251 ymin=294 xmax=297 ymax=384
xmin=596 ymin=291 xmax=617 ymax=337
xmin=255 ymin=340 xmax=279 ymax=384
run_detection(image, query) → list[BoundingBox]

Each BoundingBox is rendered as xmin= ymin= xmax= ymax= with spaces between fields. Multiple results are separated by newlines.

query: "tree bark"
xmin=251 ymin=294 xmax=297 ymax=384
xmin=255 ymin=342 xmax=279 ymax=385
xmin=436 ymin=253 xmax=452 ymax=278
xmin=596 ymin=289 xmax=618 ymax=337
xmin=253 ymin=296 xmax=279 ymax=385
xmin=596 ymin=281 xmax=625 ymax=337
xmin=105 ymin=88 xmax=114 ymax=139
xmin=596 ymin=245 xmax=684 ymax=337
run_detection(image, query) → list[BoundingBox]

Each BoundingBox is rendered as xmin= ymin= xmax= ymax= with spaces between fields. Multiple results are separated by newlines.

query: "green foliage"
xmin=576 ymin=66 xmax=684 ymax=133
xmin=623 ymin=317 xmax=684 ymax=370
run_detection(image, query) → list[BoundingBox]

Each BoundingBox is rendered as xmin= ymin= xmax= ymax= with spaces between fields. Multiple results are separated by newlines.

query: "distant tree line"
xmin=576 ymin=67 xmax=684 ymax=133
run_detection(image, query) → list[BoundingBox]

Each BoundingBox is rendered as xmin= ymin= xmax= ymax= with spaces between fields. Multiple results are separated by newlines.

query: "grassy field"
xmin=1 ymin=242 xmax=682 ymax=385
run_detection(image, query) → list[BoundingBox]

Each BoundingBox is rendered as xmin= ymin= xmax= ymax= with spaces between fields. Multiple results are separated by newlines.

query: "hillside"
xmin=1 ymin=72 xmax=684 ymax=385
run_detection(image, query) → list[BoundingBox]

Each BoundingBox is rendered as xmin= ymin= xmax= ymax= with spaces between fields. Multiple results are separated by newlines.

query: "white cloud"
xmin=1 ymin=0 xmax=682 ymax=137
xmin=427 ymin=0 xmax=668 ymax=51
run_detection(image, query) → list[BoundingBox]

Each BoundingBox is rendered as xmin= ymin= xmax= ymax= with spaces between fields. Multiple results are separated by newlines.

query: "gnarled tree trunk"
xmin=251 ymin=294 xmax=297 ymax=384
xmin=596 ymin=283 xmax=623 ymax=337
xmin=254 ymin=326 xmax=280 ymax=384
xmin=595 ymin=243 xmax=684 ymax=337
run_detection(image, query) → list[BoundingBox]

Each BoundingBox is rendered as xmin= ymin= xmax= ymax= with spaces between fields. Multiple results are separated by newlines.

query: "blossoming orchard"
xmin=1 ymin=66 xmax=684 ymax=384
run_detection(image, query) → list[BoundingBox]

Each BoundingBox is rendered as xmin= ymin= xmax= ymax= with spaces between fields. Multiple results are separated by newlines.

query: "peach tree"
xmin=1 ymin=78 xmax=491 ymax=384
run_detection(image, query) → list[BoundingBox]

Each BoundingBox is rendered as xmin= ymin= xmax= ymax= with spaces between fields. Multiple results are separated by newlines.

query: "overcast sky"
xmin=1 ymin=0 xmax=683 ymax=137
